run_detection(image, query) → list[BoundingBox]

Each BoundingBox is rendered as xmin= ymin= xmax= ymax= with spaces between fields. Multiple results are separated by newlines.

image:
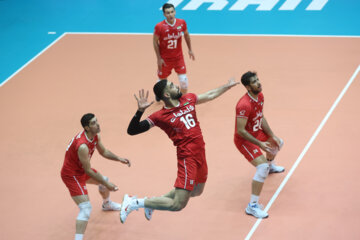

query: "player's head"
xmin=241 ymin=71 xmax=262 ymax=95
xmin=153 ymin=79 xmax=182 ymax=101
xmin=162 ymin=3 xmax=176 ymax=21
xmin=81 ymin=113 xmax=100 ymax=134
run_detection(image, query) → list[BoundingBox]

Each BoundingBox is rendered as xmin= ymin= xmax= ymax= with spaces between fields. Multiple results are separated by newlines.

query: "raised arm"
xmin=127 ymin=89 xmax=154 ymax=135
xmin=78 ymin=144 xmax=118 ymax=191
xmin=196 ymin=78 xmax=239 ymax=105
xmin=96 ymin=135 xmax=131 ymax=167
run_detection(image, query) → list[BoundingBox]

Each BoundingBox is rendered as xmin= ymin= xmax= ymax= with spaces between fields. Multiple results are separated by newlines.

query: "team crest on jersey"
xmin=177 ymin=26 xmax=182 ymax=30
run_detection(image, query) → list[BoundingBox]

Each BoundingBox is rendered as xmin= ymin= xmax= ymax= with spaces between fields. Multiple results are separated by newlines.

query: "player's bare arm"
xmin=95 ymin=135 xmax=131 ymax=167
xmin=78 ymin=144 xmax=118 ymax=191
xmin=183 ymin=29 xmax=195 ymax=60
xmin=127 ymin=89 xmax=154 ymax=135
xmin=261 ymin=117 xmax=281 ymax=147
xmin=236 ymin=117 xmax=272 ymax=153
xmin=153 ymin=34 xmax=165 ymax=71
xmin=197 ymin=78 xmax=239 ymax=105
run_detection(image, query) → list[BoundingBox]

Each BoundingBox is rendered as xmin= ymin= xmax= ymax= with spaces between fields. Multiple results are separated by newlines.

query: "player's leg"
xmin=86 ymin=173 xmax=121 ymax=211
xmin=235 ymin=141 xmax=269 ymax=218
xmin=190 ymin=183 xmax=205 ymax=197
xmin=174 ymin=57 xmax=188 ymax=94
xmin=61 ymin=174 xmax=92 ymax=240
xmin=72 ymin=195 xmax=92 ymax=240
xmin=119 ymin=189 xmax=191 ymax=223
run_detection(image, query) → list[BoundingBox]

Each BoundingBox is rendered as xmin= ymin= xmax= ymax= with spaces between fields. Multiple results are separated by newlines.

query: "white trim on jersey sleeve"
xmin=146 ymin=118 xmax=155 ymax=128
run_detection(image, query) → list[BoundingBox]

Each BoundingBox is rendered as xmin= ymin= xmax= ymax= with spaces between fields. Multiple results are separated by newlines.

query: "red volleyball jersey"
xmin=61 ymin=131 xmax=98 ymax=176
xmin=147 ymin=93 xmax=205 ymax=157
xmin=234 ymin=92 xmax=265 ymax=143
xmin=154 ymin=18 xmax=187 ymax=60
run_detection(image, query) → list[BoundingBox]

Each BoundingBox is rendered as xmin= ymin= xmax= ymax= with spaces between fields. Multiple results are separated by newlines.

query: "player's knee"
xmin=99 ymin=176 xmax=109 ymax=192
xmin=170 ymin=200 xmax=187 ymax=211
xmin=77 ymin=201 xmax=92 ymax=221
xmin=253 ymin=163 xmax=270 ymax=182
xmin=178 ymin=74 xmax=188 ymax=90
xmin=191 ymin=187 xmax=204 ymax=197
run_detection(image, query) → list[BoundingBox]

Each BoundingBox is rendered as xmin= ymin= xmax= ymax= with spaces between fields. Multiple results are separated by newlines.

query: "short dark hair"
xmin=162 ymin=3 xmax=175 ymax=12
xmin=241 ymin=71 xmax=257 ymax=86
xmin=81 ymin=113 xmax=95 ymax=128
xmin=153 ymin=80 xmax=168 ymax=100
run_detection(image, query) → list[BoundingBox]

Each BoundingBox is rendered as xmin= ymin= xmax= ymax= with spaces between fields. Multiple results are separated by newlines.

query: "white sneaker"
xmin=245 ymin=203 xmax=269 ymax=218
xmin=102 ymin=200 xmax=121 ymax=211
xmin=269 ymin=163 xmax=285 ymax=173
xmin=120 ymin=194 xmax=138 ymax=224
xmin=144 ymin=208 xmax=154 ymax=221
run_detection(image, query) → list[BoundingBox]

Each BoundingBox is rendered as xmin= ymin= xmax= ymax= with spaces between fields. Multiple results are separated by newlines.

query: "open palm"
xmin=134 ymin=89 xmax=154 ymax=111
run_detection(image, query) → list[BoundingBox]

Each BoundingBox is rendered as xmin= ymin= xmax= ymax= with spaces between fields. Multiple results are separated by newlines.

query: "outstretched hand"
xmin=119 ymin=158 xmax=131 ymax=167
xmin=134 ymin=89 xmax=154 ymax=111
xmin=227 ymin=77 xmax=240 ymax=89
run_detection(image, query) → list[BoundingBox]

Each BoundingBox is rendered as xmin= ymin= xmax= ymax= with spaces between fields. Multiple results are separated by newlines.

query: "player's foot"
xmin=144 ymin=207 xmax=154 ymax=221
xmin=102 ymin=200 xmax=121 ymax=211
xmin=245 ymin=203 xmax=268 ymax=219
xmin=120 ymin=194 xmax=138 ymax=224
xmin=269 ymin=163 xmax=285 ymax=173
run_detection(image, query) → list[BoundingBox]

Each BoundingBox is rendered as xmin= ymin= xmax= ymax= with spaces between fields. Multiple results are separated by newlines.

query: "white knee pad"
xmin=178 ymin=74 xmax=188 ymax=89
xmin=99 ymin=176 xmax=109 ymax=192
xmin=77 ymin=201 xmax=92 ymax=221
xmin=253 ymin=163 xmax=270 ymax=183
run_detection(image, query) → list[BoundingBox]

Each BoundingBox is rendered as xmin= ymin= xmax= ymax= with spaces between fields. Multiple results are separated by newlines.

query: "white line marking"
xmin=0 ymin=33 xmax=66 ymax=87
xmin=48 ymin=32 xmax=57 ymax=34
xmin=1 ymin=32 xmax=359 ymax=87
xmin=65 ymin=32 xmax=360 ymax=38
xmin=245 ymin=64 xmax=360 ymax=240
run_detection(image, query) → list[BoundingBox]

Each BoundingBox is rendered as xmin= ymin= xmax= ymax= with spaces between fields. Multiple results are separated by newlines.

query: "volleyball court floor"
xmin=0 ymin=34 xmax=359 ymax=240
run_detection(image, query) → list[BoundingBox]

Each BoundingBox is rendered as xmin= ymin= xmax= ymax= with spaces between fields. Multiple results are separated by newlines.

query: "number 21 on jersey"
xmin=167 ymin=39 xmax=177 ymax=49
xmin=180 ymin=114 xmax=196 ymax=129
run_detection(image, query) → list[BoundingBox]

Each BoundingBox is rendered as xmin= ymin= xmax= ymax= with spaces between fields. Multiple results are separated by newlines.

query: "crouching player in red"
xmin=120 ymin=78 xmax=239 ymax=223
xmin=234 ymin=71 xmax=285 ymax=219
xmin=61 ymin=113 xmax=130 ymax=240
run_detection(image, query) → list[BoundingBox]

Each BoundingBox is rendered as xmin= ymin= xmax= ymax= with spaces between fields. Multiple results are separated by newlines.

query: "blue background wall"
xmin=1 ymin=0 xmax=359 ymax=84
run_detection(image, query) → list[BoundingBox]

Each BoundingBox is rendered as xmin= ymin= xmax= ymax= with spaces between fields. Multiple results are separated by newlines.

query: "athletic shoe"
xmin=245 ymin=203 xmax=268 ymax=219
xmin=120 ymin=194 xmax=138 ymax=223
xmin=102 ymin=200 xmax=121 ymax=211
xmin=144 ymin=208 xmax=154 ymax=221
xmin=269 ymin=163 xmax=285 ymax=173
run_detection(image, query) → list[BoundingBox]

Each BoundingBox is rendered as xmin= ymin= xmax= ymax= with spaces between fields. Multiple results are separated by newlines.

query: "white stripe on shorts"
xmin=242 ymin=145 xmax=254 ymax=160
xmin=183 ymin=158 xmax=187 ymax=189
xmin=73 ymin=176 xmax=85 ymax=195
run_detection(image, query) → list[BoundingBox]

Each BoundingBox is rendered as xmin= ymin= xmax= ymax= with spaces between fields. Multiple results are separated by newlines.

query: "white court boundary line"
xmin=0 ymin=33 xmax=66 ymax=87
xmin=245 ymin=64 xmax=360 ymax=240
xmin=1 ymin=32 xmax=359 ymax=87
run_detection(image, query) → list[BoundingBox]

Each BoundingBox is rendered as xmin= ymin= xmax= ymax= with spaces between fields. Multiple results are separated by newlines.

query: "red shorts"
xmin=174 ymin=148 xmax=208 ymax=191
xmin=234 ymin=130 xmax=269 ymax=162
xmin=61 ymin=168 xmax=97 ymax=196
xmin=158 ymin=56 xmax=186 ymax=79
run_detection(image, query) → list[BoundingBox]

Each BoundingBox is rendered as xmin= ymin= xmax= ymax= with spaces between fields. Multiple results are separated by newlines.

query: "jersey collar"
xmin=165 ymin=18 xmax=177 ymax=27
xmin=247 ymin=92 xmax=258 ymax=102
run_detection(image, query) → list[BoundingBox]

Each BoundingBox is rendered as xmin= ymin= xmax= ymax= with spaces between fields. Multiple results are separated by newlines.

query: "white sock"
xmin=75 ymin=234 xmax=83 ymax=240
xmin=103 ymin=197 xmax=110 ymax=204
xmin=250 ymin=194 xmax=259 ymax=204
xmin=136 ymin=198 xmax=145 ymax=208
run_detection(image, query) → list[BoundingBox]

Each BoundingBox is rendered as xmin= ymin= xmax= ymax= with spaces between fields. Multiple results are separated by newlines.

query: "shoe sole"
xmin=120 ymin=194 xmax=130 ymax=224
xmin=245 ymin=209 xmax=269 ymax=219
xmin=144 ymin=209 xmax=152 ymax=221
xmin=269 ymin=169 xmax=285 ymax=174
